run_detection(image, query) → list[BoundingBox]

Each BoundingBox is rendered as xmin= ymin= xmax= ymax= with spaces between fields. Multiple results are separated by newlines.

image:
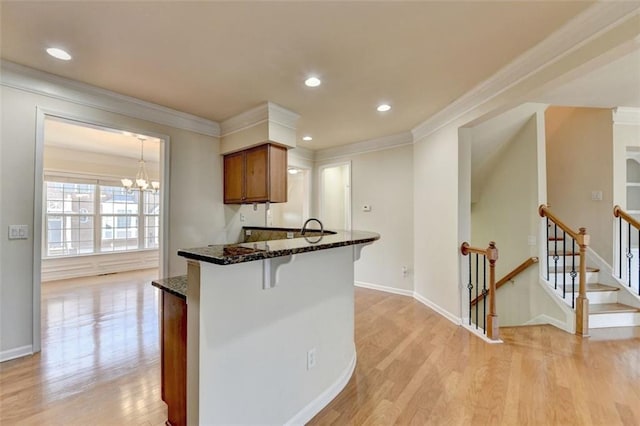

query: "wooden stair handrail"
xmin=460 ymin=242 xmax=490 ymax=256
xmin=614 ymin=205 xmax=640 ymax=230
xmin=538 ymin=204 xmax=579 ymax=240
xmin=460 ymin=241 xmax=499 ymax=340
xmin=538 ymin=204 xmax=590 ymax=336
xmin=471 ymin=257 xmax=538 ymax=306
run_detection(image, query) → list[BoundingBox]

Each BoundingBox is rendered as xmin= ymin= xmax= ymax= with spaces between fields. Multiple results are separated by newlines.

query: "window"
xmin=45 ymin=182 xmax=95 ymax=256
xmin=44 ymin=177 xmax=160 ymax=257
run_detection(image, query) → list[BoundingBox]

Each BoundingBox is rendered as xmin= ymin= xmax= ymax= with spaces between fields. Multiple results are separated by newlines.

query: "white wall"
xmin=197 ymin=246 xmax=356 ymax=424
xmin=270 ymin=170 xmax=307 ymax=228
xmin=413 ymin=126 xmax=461 ymax=320
xmin=613 ymin=117 xmax=640 ymax=207
xmin=545 ymin=106 xmax=614 ymax=265
xmin=44 ymin=145 xmax=160 ymax=180
xmin=316 ymin=144 xmax=414 ymax=293
xmin=0 ymin=83 xmax=222 ymax=359
xmin=469 ymin=112 xmax=567 ymax=326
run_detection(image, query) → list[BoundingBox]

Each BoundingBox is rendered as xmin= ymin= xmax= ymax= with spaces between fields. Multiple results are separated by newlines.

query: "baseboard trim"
xmin=0 ymin=345 xmax=33 ymax=363
xmin=525 ymin=314 xmax=573 ymax=333
xmin=460 ymin=323 xmax=503 ymax=344
xmin=354 ymin=281 xmax=414 ymax=297
xmin=412 ymin=292 xmax=461 ymax=326
xmin=285 ymin=349 xmax=356 ymax=426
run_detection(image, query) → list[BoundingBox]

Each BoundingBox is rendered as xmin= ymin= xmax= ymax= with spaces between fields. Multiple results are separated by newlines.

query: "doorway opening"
xmin=319 ymin=162 xmax=352 ymax=231
xmin=33 ymin=111 xmax=169 ymax=353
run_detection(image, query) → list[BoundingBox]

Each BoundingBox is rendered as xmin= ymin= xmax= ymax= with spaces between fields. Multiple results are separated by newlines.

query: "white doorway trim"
xmin=318 ymin=161 xmax=352 ymax=231
xmin=33 ymin=107 xmax=171 ymax=352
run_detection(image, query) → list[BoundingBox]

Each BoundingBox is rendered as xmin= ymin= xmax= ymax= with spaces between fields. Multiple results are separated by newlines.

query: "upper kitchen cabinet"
xmin=224 ymin=143 xmax=287 ymax=204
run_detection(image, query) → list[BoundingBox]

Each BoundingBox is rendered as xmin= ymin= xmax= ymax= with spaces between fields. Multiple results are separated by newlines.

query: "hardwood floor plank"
xmin=2 ymin=276 xmax=639 ymax=425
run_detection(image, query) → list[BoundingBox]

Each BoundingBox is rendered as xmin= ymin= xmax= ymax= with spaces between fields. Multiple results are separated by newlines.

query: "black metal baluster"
xmin=637 ymin=228 xmax=639 ymax=296
xmin=628 ymin=222 xmax=633 ymax=288
xmin=570 ymin=239 xmax=577 ymax=309
xmin=619 ymin=216 xmax=622 ymax=279
xmin=553 ymin=224 xmax=559 ymax=289
xmin=546 ymin=218 xmax=550 ymax=281
xmin=562 ymin=230 xmax=566 ymax=301
xmin=483 ymin=256 xmax=487 ymax=334
xmin=468 ymin=255 xmax=472 ymax=326
xmin=475 ymin=254 xmax=479 ymax=329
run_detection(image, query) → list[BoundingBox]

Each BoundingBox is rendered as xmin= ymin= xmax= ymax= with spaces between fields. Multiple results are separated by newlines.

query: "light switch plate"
xmin=8 ymin=225 xmax=29 ymax=240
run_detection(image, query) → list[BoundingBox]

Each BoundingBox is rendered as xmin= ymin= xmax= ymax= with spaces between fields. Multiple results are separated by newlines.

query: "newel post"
xmin=576 ymin=228 xmax=590 ymax=336
xmin=486 ymin=241 xmax=499 ymax=340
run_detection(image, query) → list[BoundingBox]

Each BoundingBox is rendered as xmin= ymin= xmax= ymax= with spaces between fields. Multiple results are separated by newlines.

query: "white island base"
xmin=185 ymin=244 xmax=369 ymax=425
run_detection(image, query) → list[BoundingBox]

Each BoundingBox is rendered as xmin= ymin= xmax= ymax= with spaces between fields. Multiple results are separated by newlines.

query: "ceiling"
xmin=45 ymin=117 xmax=162 ymax=163
xmin=534 ymin=48 xmax=640 ymax=108
xmin=0 ymin=1 xmax=595 ymax=150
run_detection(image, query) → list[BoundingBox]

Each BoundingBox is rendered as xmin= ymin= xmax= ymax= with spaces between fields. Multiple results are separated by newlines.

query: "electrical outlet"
xmin=240 ymin=214 xmax=246 ymax=222
xmin=402 ymin=266 xmax=408 ymax=277
xmin=591 ymin=190 xmax=603 ymax=201
xmin=287 ymin=232 xmax=294 ymax=239
xmin=307 ymin=348 xmax=316 ymax=370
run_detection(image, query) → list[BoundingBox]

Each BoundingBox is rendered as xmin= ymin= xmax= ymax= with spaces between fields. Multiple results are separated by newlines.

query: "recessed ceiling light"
xmin=304 ymin=77 xmax=321 ymax=87
xmin=302 ymin=136 xmax=313 ymax=141
xmin=377 ymin=104 xmax=391 ymax=112
xmin=46 ymin=47 xmax=72 ymax=61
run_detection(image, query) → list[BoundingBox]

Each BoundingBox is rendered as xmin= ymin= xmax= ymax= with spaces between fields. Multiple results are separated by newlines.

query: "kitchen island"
xmin=171 ymin=228 xmax=379 ymax=425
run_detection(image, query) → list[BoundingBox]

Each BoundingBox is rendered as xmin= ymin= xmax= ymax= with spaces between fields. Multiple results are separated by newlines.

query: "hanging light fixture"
xmin=121 ymin=136 xmax=159 ymax=192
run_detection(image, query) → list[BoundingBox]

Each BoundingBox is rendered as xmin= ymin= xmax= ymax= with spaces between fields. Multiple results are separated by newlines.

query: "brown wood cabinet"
xmin=161 ymin=291 xmax=187 ymax=426
xmin=223 ymin=143 xmax=287 ymax=204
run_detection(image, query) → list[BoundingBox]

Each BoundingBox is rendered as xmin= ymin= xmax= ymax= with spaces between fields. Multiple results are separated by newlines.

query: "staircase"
xmin=546 ymin=236 xmax=640 ymax=329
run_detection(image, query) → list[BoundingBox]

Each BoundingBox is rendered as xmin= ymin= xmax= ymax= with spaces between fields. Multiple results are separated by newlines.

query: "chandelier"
xmin=121 ymin=136 xmax=159 ymax=192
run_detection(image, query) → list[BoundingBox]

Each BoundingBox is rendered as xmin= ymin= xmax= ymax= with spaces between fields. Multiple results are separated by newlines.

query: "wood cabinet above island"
xmin=223 ymin=143 xmax=287 ymax=204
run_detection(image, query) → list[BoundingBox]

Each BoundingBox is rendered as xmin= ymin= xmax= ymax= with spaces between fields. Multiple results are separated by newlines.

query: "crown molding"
xmin=289 ymin=146 xmax=315 ymax=162
xmin=0 ymin=60 xmax=220 ymax=137
xmin=412 ymin=1 xmax=640 ymax=143
xmin=268 ymin=102 xmax=301 ymax=129
xmin=613 ymin=107 xmax=640 ymax=125
xmin=315 ymin=131 xmax=413 ymax=162
xmin=220 ymin=101 xmax=300 ymax=136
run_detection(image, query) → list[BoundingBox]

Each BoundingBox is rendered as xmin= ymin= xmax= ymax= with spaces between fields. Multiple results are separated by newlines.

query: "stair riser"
xmin=547 ymin=271 xmax=599 ymax=284
xmin=547 ymin=241 xmax=577 ymax=253
xmin=588 ymin=291 xmax=619 ymax=304
xmin=589 ymin=312 xmax=640 ymax=328
xmin=553 ymin=291 xmax=619 ymax=305
xmin=546 ymin=256 xmax=580 ymax=268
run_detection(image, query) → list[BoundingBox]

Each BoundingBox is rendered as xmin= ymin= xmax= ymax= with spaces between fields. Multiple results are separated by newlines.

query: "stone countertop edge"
xmin=177 ymin=230 xmax=380 ymax=266
xmin=152 ymin=275 xmax=187 ymax=299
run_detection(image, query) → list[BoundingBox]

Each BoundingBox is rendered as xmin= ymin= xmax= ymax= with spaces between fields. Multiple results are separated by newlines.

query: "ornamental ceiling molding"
xmin=613 ymin=107 xmax=640 ymax=126
xmin=0 ymin=60 xmax=221 ymax=137
xmin=220 ymin=101 xmax=300 ymax=137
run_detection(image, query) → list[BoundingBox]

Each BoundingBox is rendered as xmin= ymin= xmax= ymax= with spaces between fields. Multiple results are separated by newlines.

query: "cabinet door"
xmin=162 ymin=292 xmax=187 ymax=426
xmin=244 ymin=145 xmax=269 ymax=202
xmin=224 ymin=151 xmax=245 ymax=203
xmin=268 ymin=145 xmax=287 ymax=203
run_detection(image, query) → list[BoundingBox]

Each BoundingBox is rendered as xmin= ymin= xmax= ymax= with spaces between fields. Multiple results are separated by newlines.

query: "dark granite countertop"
xmin=152 ymin=275 xmax=187 ymax=299
xmin=177 ymin=230 xmax=380 ymax=265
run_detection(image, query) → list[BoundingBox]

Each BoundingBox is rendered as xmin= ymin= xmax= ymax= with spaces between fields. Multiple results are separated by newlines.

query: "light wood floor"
xmin=0 ymin=269 xmax=167 ymax=425
xmin=1 ymin=271 xmax=639 ymax=425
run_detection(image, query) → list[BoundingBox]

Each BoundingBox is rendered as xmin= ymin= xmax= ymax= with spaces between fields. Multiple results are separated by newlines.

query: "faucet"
xmin=301 ymin=218 xmax=324 ymax=236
